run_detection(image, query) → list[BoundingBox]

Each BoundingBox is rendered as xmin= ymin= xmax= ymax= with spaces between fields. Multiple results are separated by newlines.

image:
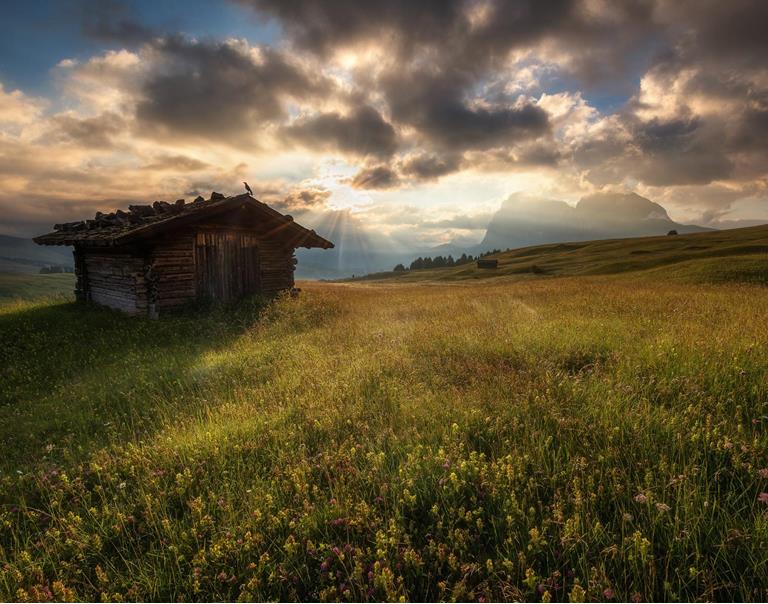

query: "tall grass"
xmin=1 ymin=276 xmax=767 ymax=601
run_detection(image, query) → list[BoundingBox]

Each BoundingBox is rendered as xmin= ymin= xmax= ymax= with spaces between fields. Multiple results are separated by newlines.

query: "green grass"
xmin=1 ymin=236 xmax=768 ymax=601
xmin=350 ymin=224 xmax=768 ymax=284
xmin=0 ymin=273 xmax=74 ymax=300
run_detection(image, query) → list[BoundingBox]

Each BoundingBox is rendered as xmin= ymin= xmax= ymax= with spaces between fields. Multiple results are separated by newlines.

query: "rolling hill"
xmin=350 ymin=223 xmax=768 ymax=284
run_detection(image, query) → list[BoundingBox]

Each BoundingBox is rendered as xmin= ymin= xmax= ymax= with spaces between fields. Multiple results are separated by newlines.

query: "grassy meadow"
xmin=1 ymin=232 xmax=768 ymax=601
xmin=0 ymin=273 xmax=74 ymax=301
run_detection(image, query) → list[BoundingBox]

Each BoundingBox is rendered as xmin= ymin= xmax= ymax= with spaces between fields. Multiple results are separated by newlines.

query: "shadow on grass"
xmin=0 ymin=296 xmax=275 ymax=473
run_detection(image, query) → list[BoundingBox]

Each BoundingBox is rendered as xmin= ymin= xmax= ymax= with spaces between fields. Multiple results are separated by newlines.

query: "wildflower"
xmin=442 ymin=459 xmax=451 ymax=469
xmin=758 ymin=492 xmax=768 ymax=504
xmin=655 ymin=502 xmax=670 ymax=512
xmin=758 ymin=468 xmax=768 ymax=479
xmin=634 ymin=493 xmax=647 ymax=504
xmin=569 ymin=583 xmax=586 ymax=602
xmin=603 ymin=588 xmax=615 ymax=599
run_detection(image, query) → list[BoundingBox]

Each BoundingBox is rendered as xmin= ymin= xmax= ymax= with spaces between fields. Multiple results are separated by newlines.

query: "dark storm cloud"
xmin=630 ymin=116 xmax=734 ymax=185
xmin=349 ymin=165 xmax=400 ymax=189
xmin=399 ymin=153 xmax=462 ymax=180
xmin=77 ymin=0 xmax=156 ymax=45
xmin=658 ymin=0 xmax=768 ymax=68
xmin=135 ymin=36 xmax=331 ymax=142
xmin=281 ymin=106 xmax=398 ymax=158
xmin=48 ymin=112 xmax=126 ymax=148
xmin=233 ymin=0 xmax=659 ymax=164
xmin=572 ymin=111 xmax=736 ymax=188
xmin=278 ymin=187 xmax=332 ymax=211
xmin=233 ymin=0 xmax=469 ymax=57
xmin=384 ymin=72 xmax=550 ymax=151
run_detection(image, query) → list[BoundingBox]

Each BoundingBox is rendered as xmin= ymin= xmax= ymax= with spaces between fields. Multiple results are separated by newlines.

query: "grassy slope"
xmin=352 ymin=224 xmax=768 ymax=284
xmin=1 ymin=238 xmax=768 ymax=600
xmin=0 ymin=273 xmax=74 ymax=300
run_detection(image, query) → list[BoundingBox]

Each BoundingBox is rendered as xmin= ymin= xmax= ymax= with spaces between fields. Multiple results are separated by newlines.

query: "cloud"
xmin=278 ymin=186 xmax=332 ymax=210
xmin=281 ymin=105 xmax=398 ymax=158
xmin=76 ymin=0 xmax=156 ymax=45
xmin=135 ymin=36 xmax=332 ymax=144
xmin=349 ymin=165 xmax=400 ymax=189
xmin=0 ymin=84 xmax=46 ymax=127
xmin=3 ymin=0 xmax=768 ymax=242
xmin=421 ymin=213 xmax=494 ymax=230
xmin=384 ymin=73 xmax=550 ymax=151
xmin=141 ymin=154 xmax=211 ymax=171
xmin=48 ymin=112 xmax=127 ymax=148
xmin=399 ymin=152 xmax=462 ymax=180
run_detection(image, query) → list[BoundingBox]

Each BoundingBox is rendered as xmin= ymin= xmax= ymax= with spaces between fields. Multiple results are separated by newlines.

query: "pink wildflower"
xmin=758 ymin=468 xmax=768 ymax=479
xmin=603 ymin=588 xmax=615 ymax=599
xmin=634 ymin=493 xmax=648 ymax=504
xmin=758 ymin=492 xmax=768 ymax=504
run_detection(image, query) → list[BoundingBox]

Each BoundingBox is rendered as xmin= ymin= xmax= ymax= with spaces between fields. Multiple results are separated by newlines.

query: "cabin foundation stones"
xmin=35 ymin=192 xmax=334 ymax=317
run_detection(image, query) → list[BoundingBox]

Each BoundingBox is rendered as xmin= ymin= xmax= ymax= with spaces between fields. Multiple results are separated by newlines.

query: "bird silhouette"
xmin=243 ymin=181 xmax=253 ymax=196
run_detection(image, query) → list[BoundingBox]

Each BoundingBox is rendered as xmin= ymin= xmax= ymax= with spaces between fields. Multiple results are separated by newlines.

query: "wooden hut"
xmin=476 ymin=258 xmax=498 ymax=269
xmin=34 ymin=192 xmax=334 ymax=317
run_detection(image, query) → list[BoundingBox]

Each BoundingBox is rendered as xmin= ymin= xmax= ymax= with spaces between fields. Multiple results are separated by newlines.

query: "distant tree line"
xmin=393 ymin=249 xmax=507 ymax=272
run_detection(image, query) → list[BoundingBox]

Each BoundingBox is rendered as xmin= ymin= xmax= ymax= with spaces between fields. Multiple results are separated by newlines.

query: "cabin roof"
xmin=33 ymin=193 xmax=334 ymax=249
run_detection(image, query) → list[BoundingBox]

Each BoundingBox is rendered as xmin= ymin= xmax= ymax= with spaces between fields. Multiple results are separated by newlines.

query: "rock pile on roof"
xmin=34 ymin=192 xmax=335 ymax=249
xmin=53 ymin=192 xmax=227 ymax=232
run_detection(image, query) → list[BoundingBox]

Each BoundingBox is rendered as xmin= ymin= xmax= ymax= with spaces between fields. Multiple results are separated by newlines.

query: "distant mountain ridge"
xmin=481 ymin=192 xmax=710 ymax=250
xmin=0 ymin=234 xmax=73 ymax=274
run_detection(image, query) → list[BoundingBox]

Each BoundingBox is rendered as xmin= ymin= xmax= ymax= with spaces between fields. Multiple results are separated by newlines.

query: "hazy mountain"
xmin=294 ymin=210 xmax=414 ymax=279
xmin=0 ymin=234 xmax=74 ymax=273
xmin=481 ymin=192 xmax=710 ymax=250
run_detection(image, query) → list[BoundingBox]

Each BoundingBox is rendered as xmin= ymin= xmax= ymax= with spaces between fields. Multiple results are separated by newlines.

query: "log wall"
xmin=258 ymin=239 xmax=295 ymax=295
xmin=76 ymin=224 xmax=299 ymax=316
xmin=151 ymin=233 xmax=196 ymax=310
xmin=82 ymin=250 xmax=145 ymax=315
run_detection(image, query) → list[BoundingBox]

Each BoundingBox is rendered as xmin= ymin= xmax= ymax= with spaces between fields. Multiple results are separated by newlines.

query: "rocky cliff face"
xmin=481 ymin=192 xmax=709 ymax=250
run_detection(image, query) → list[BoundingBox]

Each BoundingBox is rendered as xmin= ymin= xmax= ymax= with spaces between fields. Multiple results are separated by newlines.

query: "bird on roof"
xmin=244 ymin=181 xmax=253 ymax=196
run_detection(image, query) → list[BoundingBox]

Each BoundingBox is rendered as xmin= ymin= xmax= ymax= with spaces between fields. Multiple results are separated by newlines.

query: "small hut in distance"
xmin=34 ymin=192 xmax=334 ymax=317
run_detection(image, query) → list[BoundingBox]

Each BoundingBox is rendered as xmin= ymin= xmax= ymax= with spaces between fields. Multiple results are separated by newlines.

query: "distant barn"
xmin=477 ymin=258 xmax=498 ymax=269
xmin=34 ymin=192 xmax=334 ymax=317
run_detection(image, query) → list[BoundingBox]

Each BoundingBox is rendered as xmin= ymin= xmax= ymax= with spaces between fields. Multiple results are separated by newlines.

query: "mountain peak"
xmin=577 ymin=192 xmax=671 ymax=221
xmin=481 ymin=192 xmax=707 ymax=249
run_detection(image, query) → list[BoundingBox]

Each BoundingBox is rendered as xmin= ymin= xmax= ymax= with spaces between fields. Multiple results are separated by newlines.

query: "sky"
xmin=1 ymin=0 xmax=767 ymax=247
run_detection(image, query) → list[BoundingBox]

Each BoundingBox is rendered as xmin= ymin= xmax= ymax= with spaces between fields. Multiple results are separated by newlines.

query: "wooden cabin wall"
xmin=73 ymin=247 xmax=87 ymax=302
xmin=81 ymin=250 xmax=145 ymax=315
xmin=258 ymin=239 xmax=295 ymax=294
xmin=150 ymin=233 xmax=196 ymax=310
xmin=194 ymin=230 xmax=261 ymax=302
xmin=75 ymin=225 xmax=299 ymax=317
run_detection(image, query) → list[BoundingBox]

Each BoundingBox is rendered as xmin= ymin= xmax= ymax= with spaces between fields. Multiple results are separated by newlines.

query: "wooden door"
xmin=195 ymin=231 xmax=261 ymax=302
